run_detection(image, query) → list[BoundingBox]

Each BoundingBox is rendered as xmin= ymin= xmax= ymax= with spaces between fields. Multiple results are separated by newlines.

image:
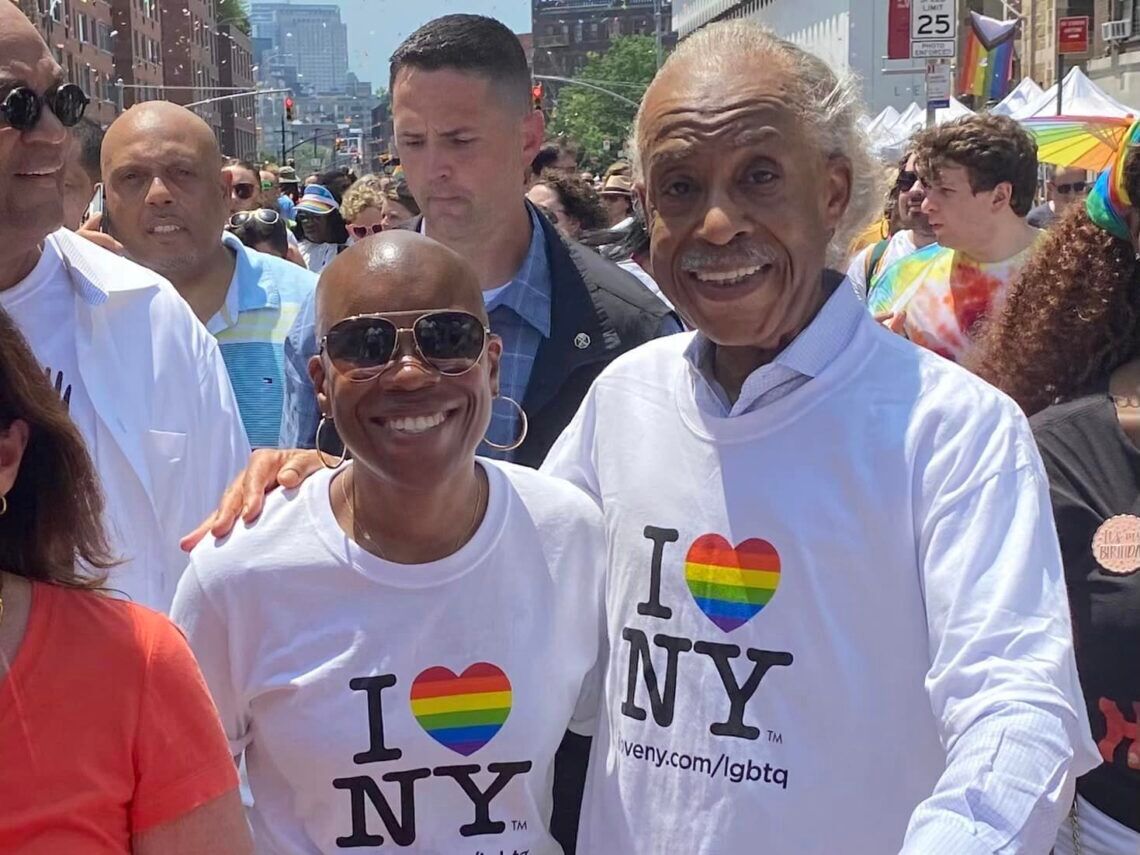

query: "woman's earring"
xmin=315 ymin=417 xmax=348 ymax=469
xmin=0 ymin=493 xmax=7 ymax=517
xmin=482 ymin=397 xmax=529 ymax=452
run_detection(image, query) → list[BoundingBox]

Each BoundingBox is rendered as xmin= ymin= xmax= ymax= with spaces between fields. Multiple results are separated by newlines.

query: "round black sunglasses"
xmin=1 ymin=84 xmax=89 ymax=131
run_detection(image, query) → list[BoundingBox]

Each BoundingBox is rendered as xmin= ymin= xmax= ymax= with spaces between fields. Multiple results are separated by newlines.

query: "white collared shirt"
xmin=4 ymin=231 xmax=250 ymax=611
xmin=683 ymin=277 xmax=865 ymax=418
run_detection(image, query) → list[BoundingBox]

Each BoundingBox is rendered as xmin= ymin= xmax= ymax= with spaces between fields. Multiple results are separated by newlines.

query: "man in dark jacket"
xmin=275 ymin=14 xmax=676 ymax=467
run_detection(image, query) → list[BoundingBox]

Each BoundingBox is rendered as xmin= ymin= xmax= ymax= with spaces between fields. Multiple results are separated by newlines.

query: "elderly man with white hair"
xmin=542 ymin=21 xmax=1099 ymax=855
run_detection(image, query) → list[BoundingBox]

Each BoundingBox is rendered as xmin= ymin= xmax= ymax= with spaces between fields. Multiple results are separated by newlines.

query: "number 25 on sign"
xmin=912 ymin=0 xmax=955 ymax=40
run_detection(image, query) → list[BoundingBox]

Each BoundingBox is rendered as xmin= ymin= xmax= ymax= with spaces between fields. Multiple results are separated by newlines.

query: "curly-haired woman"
xmin=970 ymin=130 xmax=1140 ymax=855
xmin=526 ymin=169 xmax=607 ymax=240
xmin=0 ymin=309 xmax=251 ymax=854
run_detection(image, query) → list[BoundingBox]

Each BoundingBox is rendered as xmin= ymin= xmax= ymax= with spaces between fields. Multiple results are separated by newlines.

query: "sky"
xmin=326 ymin=0 xmax=531 ymax=91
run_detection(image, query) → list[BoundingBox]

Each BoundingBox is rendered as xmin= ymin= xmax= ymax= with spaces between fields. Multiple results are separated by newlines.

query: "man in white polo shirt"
xmin=0 ymin=3 xmax=248 ymax=611
xmin=542 ymin=21 xmax=1099 ymax=854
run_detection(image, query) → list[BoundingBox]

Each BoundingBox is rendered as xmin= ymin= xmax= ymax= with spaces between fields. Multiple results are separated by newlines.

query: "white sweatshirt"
xmin=543 ymin=290 xmax=1099 ymax=855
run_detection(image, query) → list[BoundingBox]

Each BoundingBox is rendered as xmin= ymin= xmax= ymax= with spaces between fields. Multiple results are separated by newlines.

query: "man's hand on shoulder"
xmin=180 ymin=448 xmax=326 ymax=551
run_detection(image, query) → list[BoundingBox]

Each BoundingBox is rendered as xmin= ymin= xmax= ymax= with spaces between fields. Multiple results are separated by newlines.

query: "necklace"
xmin=0 ymin=573 xmax=5 ymax=629
xmin=338 ymin=465 xmax=486 ymax=559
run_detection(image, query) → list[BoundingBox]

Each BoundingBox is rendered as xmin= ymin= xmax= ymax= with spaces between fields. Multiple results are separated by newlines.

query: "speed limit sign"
xmin=912 ymin=0 xmax=955 ymax=41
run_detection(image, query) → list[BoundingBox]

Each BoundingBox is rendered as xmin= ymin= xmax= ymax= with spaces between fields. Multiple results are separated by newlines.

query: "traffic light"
xmin=532 ymin=83 xmax=543 ymax=110
xmin=335 ymin=138 xmax=346 ymax=152
xmin=284 ymin=96 xmax=294 ymax=121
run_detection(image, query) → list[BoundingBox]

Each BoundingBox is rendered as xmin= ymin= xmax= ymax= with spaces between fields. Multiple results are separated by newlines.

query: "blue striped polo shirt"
xmin=208 ymin=232 xmax=318 ymax=447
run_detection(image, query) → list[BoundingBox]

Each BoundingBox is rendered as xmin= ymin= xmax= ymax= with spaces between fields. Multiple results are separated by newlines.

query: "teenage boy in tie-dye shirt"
xmin=868 ymin=115 xmax=1044 ymax=363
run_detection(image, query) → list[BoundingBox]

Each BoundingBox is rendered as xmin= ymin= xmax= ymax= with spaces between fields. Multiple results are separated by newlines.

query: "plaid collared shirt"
xmin=279 ymin=209 xmax=552 ymax=461
xmin=481 ymin=207 xmax=552 ymax=459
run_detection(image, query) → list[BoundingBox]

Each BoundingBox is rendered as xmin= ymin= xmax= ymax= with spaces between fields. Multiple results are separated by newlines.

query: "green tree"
xmin=548 ymin=35 xmax=657 ymax=171
xmin=217 ymin=0 xmax=251 ymax=35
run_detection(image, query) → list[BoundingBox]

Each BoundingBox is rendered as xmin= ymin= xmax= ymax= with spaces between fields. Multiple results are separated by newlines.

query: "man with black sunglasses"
xmin=1028 ymin=166 xmax=1091 ymax=229
xmin=94 ymin=100 xmax=318 ymax=448
xmin=0 ymin=1 xmax=249 ymax=612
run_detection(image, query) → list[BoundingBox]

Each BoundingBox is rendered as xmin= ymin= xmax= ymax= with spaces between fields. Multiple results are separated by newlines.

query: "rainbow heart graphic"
xmin=684 ymin=534 xmax=781 ymax=632
xmin=410 ymin=663 xmax=512 ymax=756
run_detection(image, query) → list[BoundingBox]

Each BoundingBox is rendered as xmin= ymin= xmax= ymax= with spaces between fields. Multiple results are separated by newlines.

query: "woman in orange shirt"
xmin=0 ymin=309 xmax=251 ymax=855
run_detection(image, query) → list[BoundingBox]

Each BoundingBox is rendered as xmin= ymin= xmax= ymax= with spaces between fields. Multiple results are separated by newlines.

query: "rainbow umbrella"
xmin=1021 ymin=115 xmax=1136 ymax=172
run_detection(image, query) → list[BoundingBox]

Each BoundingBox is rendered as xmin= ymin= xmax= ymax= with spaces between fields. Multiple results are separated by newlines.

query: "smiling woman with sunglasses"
xmin=171 ymin=231 xmax=606 ymax=854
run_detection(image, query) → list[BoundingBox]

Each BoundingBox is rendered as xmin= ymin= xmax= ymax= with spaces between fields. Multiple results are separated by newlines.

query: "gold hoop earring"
xmin=0 ymin=494 xmax=6 ymax=517
xmin=315 ymin=417 xmax=348 ymax=469
xmin=482 ymin=396 xmax=529 ymax=452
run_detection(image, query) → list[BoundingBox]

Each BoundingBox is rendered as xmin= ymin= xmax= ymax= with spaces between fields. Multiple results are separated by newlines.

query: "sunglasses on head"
xmin=1 ymin=83 xmax=89 ymax=131
xmin=228 ymin=209 xmax=281 ymax=229
xmin=895 ymin=170 xmax=920 ymax=191
xmin=349 ymin=223 xmax=384 ymax=240
xmin=1055 ymin=181 xmax=1088 ymax=194
xmin=322 ymin=311 xmax=490 ymax=380
xmin=232 ymin=182 xmax=258 ymax=200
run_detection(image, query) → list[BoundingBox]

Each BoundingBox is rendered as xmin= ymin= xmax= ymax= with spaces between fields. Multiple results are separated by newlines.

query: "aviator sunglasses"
xmin=322 ymin=310 xmax=491 ymax=380
xmin=227 ymin=209 xmax=281 ymax=229
xmin=1 ymin=83 xmax=89 ymax=131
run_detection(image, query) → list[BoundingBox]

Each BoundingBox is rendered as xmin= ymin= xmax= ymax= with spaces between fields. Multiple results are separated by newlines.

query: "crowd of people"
xmin=1 ymin=1 xmax=1138 ymax=853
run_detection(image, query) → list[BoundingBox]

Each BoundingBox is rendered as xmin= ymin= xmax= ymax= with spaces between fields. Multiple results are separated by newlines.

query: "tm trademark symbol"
xmin=511 ymin=820 xmax=528 ymax=831
xmin=767 ymin=730 xmax=783 ymax=744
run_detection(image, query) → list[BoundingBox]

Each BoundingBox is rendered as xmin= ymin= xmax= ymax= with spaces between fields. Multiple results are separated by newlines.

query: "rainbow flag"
xmin=959 ymin=12 xmax=1018 ymax=103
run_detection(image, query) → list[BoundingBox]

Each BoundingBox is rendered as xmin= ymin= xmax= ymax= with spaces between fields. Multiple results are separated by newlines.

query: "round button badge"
xmin=1091 ymin=514 xmax=1140 ymax=575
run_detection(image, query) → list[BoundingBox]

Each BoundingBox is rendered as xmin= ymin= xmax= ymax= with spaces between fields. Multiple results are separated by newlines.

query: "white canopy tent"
xmin=990 ymin=77 xmax=1044 ymax=117
xmin=1013 ymin=67 xmax=1134 ymax=119
xmin=874 ymin=98 xmax=975 ymax=160
xmin=865 ymin=105 xmax=901 ymax=138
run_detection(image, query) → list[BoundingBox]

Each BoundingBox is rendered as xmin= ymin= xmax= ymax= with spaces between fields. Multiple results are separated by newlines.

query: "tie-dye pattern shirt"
xmin=868 ymin=239 xmax=1039 ymax=363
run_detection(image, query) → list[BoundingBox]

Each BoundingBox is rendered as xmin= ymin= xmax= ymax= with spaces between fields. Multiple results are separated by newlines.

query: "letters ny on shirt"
xmin=333 ymin=664 xmax=534 ymax=849
xmin=619 ymin=526 xmax=794 ymax=787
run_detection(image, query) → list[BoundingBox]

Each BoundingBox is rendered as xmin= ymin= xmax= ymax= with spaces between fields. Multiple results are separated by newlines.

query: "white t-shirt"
xmin=299 ymin=240 xmax=340 ymax=274
xmin=172 ymin=460 xmax=606 ymax=855
xmin=0 ymin=241 xmax=96 ymax=442
xmin=844 ymin=229 xmax=920 ymax=300
xmin=542 ymin=303 xmax=1097 ymax=854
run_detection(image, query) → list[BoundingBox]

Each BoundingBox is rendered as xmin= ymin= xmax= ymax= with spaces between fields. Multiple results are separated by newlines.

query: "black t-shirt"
xmin=1031 ymin=390 xmax=1140 ymax=832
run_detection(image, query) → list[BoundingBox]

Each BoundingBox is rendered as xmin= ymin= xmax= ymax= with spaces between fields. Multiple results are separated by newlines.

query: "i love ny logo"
xmin=332 ymin=662 xmax=530 ymax=848
xmin=620 ymin=526 xmax=794 ymax=741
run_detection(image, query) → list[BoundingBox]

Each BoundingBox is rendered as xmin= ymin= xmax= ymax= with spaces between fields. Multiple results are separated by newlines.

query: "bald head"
xmin=99 ymin=100 xmax=231 ymax=283
xmin=317 ymin=231 xmax=486 ymax=335
xmin=102 ymin=101 xmax=221 ymax=177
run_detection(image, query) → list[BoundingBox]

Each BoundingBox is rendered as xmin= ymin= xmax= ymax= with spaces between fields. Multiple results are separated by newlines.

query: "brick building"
xmin=532 ymin=0 xmax=672 ymax=78
xmin=109 ymin=0 xmax=165 ymax=109
xmin=216 ymin=22 xmax=257 ymax=158
xmin=17 ymin=0 xmax=118 ymax=125
xmin=159 ymin=0 xmax=221 ymax=137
